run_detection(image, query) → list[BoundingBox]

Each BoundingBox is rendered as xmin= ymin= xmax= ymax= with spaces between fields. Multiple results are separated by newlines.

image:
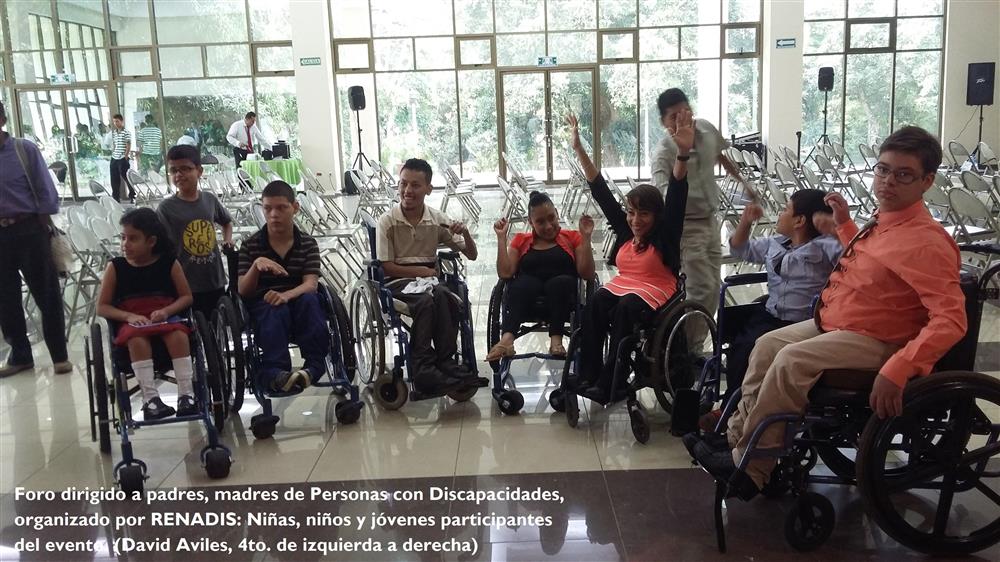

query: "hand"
xmin=671 ymin=109 xmax=695 ymax=155
xmin=565 ymin=114 xmax=582 ymax=152
xmin=240 ymin=143 xmax=248 ymax=150
xmin=253 ymin=257 xmax=288 ymax=276
xmin=741 ymin=203 xmax=764 ymax=223
xmin=125 ymin=313 xmax=150 ymax=326
xmin=448 ymin=221 xmax=469 ymax=236
xmin=149 ymin=309 xmax=167 ymax=323
xmin=578 ymin=214 xmax=595 ymax=238
xmin=824 ymin=192 xmax=852 ymax=226
xmin=263 ymin=290 xmax=290 ymax=306
xmin=417 ymin=266 xmax=438 ymax=278
xmin=869 ymin=375 xmax=904 ymax=419
xmin=812 ymin=212 xmax=836 ymax=236
xmin=493 ymin=218 xmax=510 ymax=239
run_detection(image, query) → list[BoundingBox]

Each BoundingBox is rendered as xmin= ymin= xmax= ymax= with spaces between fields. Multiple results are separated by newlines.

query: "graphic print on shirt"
xmin=182 ymin=219 xmax=217 ymax=263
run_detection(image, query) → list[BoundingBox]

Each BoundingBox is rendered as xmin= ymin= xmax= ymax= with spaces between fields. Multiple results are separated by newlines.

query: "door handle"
xmin=69 ymin=135 xmax=79 ymax=154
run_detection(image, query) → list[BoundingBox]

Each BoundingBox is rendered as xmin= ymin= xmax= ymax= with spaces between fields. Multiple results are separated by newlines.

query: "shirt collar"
xmin=259 ymin=224 xmax=302 ymax=250
xmin=390 ymin=204 xmax=433 ymax=225
xmin=875 ymin=199 xmax=928 ymax=228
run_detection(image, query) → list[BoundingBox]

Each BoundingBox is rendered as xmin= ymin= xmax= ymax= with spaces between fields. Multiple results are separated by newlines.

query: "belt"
xmin=0 ymin=214 xmax=35 ymax=228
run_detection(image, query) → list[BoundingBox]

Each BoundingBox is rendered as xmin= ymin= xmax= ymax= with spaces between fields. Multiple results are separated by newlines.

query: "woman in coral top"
xmin=567 ymin=111 xmax=692 ymax=403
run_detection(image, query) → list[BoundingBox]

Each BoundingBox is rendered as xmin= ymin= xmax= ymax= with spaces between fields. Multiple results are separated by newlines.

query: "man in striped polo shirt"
xmin=237 ymin=180 xmax=328 ymax=393
xmin=137 ymin=115 xmax=163 ymax=175
xmin=109 ymin=113 xmax=133 ymax=202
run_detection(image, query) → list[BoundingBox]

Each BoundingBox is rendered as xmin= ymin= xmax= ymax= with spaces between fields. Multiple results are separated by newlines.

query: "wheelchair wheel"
xmin=548 ymin=389 xmax=567 ymax=413
xmin=349 ymin=282 xmax=385 ymax=386
xmin=89 ymin=323 xmax=112 ymax=455
xmin=374 ymin=371 xmax=408 ymax=410
xmin=327 ymin=288 xmax=359 ymax=385
xmin=334 ymin=401 xmax=363 ymax=425
xmin=214 ymin=296 xmax=245 ymax=413
xmin=650 ymin=301 xmax=717 ymax=413
xmin=486 ymin=280 xmax=506 ymax=372
xmin=629 ymin=405 xmax=650 ymax=444
xmin=250 ymin=413 xmax=279 ymax=440
xmin=118 ymin=465 xmax=145 ymax=495
xmin=194 ymin=312 xmax=226 ymax=432
xmin=497 ymin=390 xmax=524 ymax=415
xmin=856 ymin=372 xmax=1000 ymax=555
xmin=784 ymin=492 xmax=835 ymax=551
xmin=204 ymin=449 xmax=232 ymax=479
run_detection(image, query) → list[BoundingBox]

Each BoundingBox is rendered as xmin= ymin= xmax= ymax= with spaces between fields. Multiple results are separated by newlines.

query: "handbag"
xmin=11 ymin=137 xmax=72 ymax=274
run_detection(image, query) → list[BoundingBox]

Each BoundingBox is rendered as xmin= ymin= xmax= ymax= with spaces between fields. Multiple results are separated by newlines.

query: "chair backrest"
xmin=82 ymin=199 xmax=108 ymax=221
xmin=89 ymin=179 xmax=108 ymax=196
xmin=249 ymin=201 xmax=266 ymax=228
xmin=847 ymin=176 xmax=873 ymax=206
xmin=68 ymin=223 xmax=104 ymax=253
xmin=202 ymin=153 xmax=219 ymax=165
xmin=923 ymin=183 xmax=950 ymax=209
xmin=764 ymin=177 xmax=788 ymax=207
xmin=66 ymin=205 xmax=88 ymax=227
xmin=775 ymin=161 xmax=798 ymax=186
xmin=800 ymin=166 xmax=821 ymax=189
xmin=949 ymin=140 xmax=972 ymax=168
xmin=814 ymin=153 xmax=835 ymax=173
xmin=358 ymin=209 xmax=379 ymax=258
xmin=948 ymin=188 xmax=998 ymax=240
xmin=89 ymin=216 xmax=118 ymax=241
xmin=977 ymin=142 xmax=997 ymax=166
xmin=960 ymin=170 xmax=991 ymax=194
xmin=933 ymin=172 xmax=952 ymax=188
xmin=781 ymin=146 xmax=798 ymax=166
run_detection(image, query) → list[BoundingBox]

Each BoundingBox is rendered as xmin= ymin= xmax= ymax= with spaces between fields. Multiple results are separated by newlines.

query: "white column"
xmin=761 ymin=0 xmax=805 ymax=169
xmin=290 ymin=0 xmax=341 ymax=183
xmin=941 ymin=0 xmax=1000 ymax=152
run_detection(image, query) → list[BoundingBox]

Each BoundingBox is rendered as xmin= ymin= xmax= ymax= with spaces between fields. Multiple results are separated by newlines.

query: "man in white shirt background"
xmin=226 ymin=111 xmax=270 ymax=168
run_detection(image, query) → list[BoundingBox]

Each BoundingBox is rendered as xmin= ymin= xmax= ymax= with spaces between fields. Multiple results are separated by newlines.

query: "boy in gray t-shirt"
xmin=156 ymin=145 xmax=233 ymax=317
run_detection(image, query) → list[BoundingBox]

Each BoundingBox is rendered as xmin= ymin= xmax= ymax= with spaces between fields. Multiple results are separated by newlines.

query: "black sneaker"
xmin=176 ymin=395 xmax=198 ymax=416
xmin=693 ymin=448 xmax=760 ymax=501
xmin=142 ymin=397 xmax=176 ymax=420
xmin=270 ymin=371 xmax=307 ymax=393
xmin=682 ymin=431 xmax=731 ymax=458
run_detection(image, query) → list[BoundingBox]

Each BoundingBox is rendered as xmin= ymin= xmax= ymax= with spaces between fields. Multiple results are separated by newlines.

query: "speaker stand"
xmin=804 ymin=90 xmax=832 ymax=165
xmin=969 ymin=104 xmax=985 ymax=165
xmin=351 ymin=109 xmax=371 ymax=170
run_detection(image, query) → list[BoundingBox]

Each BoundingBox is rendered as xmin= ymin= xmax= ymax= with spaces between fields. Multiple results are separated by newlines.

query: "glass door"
xmin=15 ymin=86 xmax=112 ymax=199
xmin=499 ymin=67 xmax=596 ymax=183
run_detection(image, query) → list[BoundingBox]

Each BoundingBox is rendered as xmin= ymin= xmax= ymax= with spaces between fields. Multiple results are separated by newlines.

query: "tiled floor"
xmin=1 ymin=190 xmax=998 ymax=560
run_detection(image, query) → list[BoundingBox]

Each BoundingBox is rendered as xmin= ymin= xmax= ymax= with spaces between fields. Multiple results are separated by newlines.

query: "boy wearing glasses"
xmin=687 ymin=126 xmax=967 ymax=500
xmin=156 ymin=144 xmax=234 ymax=318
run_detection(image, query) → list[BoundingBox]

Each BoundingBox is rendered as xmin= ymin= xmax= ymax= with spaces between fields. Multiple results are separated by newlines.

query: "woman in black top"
xmin=568 ymin=111 xmax=693 ymax=403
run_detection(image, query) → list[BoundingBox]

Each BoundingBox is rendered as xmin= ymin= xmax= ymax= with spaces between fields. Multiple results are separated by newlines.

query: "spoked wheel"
xmin=349 ymin=282 xmax=385 ymax=386
xmin=213 ymin=296 xmax=245 ymax=413
xmin=326 ymin=288 xmax=359 ymax=385
xmin=856 ymin=372 xmax=1000 ymax=555
xmin=485 ymin=281 xmax=506 ymax=373
xmin=89 ymin=323 xmax=112 ymax=455
xmin=561 ymin=332 xmax=581 ymax=428
xmin=194 ymin=312 xmax=225 ymax=432
xmin=650 ymin=301 xmax=718 ymax=413
xmin=784 ymin=492 xmax=835 ymax=551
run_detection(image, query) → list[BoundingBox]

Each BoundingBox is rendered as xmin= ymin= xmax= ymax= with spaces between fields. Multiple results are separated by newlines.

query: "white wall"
xmin=941 ymin=0 xmax=1000 ymax=153
xmin=290 ymin=0 xmax=341 ymax=183
xmin=761 ymin=0 xmax=805 ymax=168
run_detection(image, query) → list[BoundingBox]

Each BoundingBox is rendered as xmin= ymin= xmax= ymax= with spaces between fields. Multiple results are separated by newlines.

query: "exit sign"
xmin=299 ymin=57 xmax=321 ymax=66
xmin=49 ymin=73 xmax=76 ymax=85
xmin=775 ymin=38 xmax=796 ymax=49
xmin=537 ymin=56 xmax=558 ymax=67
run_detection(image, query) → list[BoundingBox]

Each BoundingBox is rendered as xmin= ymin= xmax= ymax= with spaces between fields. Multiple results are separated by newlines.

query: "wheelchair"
xmin=706 ymin=243 xmax=1000 ymax=554
xmin=86 ymin=312 xmax=232 ymax=495
xmin=484 ymin=276 xmax=597 ymax=415
xmin=551 ymin=277 xmax=719 ymax=444
xmin=348 ymin=211 xmax=483 ymax=411
xmin=213 ymin=247 xmax=363 ymax=440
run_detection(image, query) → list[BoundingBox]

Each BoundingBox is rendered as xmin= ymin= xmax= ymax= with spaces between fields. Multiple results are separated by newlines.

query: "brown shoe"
xmin=53 ymin=361 xmax=74 ymax=375
xmin=0 ymin=362 xmax=34 ymax=378
xmin=698 ymin=409 xmax=723 ymax=433
xmin=485 ymin=342 xmax=516 ymax=362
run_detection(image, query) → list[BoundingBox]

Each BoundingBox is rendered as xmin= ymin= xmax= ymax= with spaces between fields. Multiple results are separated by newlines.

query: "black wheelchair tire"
xmin=214 ymin=296 xmax=245 ymax=414
xmin=629 ymin=406 xmax=650 ymax=444
xmin=349 ymin=282 xmax=385 ymax=386
xmin=119 ymin=465 xmax=145 ymax=495
xmin=548 ymin=389 xmax=566 ymax=413
xmin=374 ymin=371 xmax=408 ymax=410
xmin=856 ymin=372 xmax=1000 ymax=555
xmin=327 ymin=289 xmax=359 ymax=385
xmin=334 ymin=400 xmax=363 ymax=425
xmin=784 ymin=492 xmax=835 ymax=551
xmin=486 ymin=280 xmax=506 ymax=373
xmin=90 ymin=323 xmax=112 ymax=455
xmin=497 ymin=390 xmax=524 ymax=415
xmin=194 ymin=312 xmax=226 ymax=432
xmin=204 ymin=449 xmax=232 ymax=479
xmin=650 ymin=301 xmax=717 ymax=414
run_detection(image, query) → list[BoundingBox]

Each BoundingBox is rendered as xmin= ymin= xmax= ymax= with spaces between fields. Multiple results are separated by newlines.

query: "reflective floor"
xmin=1 ymin=190 xmax=998 ymax=560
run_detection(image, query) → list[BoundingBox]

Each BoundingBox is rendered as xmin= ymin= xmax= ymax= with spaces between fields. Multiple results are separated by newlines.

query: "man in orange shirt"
xmin=687 ymin=126 xmax=968 ymax=498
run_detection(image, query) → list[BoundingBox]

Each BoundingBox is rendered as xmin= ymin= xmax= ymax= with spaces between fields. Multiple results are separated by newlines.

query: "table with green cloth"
xmin=240 ymin=158 xmax=302 ymax=185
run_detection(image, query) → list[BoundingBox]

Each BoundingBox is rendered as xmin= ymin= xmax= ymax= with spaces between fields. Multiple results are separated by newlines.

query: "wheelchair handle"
xmin=722 ymin=272 xmax=768 ymax=286
xmin=958 ymin=243 xmax=1000 ymax=256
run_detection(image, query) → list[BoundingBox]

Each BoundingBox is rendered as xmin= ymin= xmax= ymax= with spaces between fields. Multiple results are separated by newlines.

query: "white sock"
xmin=172 ymin=356 xmax=194 ymax=398
xmin=131 ymin=359 xmax=157 ymax=402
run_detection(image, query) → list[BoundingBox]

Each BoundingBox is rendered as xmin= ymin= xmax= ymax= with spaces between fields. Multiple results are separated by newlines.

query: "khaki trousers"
xmin=726 ymin=320 xmax=899 ymax=486
xmin=680 ymin=216 xmax=722 ymax=351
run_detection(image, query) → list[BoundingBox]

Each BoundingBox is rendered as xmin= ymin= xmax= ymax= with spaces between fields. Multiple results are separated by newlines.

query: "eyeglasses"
xmin=168 ymin=166 xmax=196 ymax=176
xmin=872 ymin=163 xmax=925 ymax=185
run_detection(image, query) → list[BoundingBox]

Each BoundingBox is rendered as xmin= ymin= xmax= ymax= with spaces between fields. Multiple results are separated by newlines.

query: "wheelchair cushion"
xmin=807 ymin=369 xmax=877 ymax=407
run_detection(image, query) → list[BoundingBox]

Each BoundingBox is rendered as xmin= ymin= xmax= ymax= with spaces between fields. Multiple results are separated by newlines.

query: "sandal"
xmin=485 ymin=342 xmax=516 ymax=362
xmin=548 ymin=342 xmax=567 ymax=357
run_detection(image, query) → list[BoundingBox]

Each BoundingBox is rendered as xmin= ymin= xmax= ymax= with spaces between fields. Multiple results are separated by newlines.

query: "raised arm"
xmin=567 ymin=114 xmax=628 ymax=238
xmin=662 ymin=109 xmax=693 ymax=246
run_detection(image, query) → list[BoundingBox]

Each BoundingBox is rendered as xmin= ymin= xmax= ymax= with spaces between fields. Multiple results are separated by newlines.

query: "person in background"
xmin=138 ymin=115 xmax=164 ymax=175
xmin=109 ymin=113 xmax=133 ymax=202
xmin=227 ymin=112 xmax=270 ymax=168
xmin=0 ymin=100 xmax=72 ymax=377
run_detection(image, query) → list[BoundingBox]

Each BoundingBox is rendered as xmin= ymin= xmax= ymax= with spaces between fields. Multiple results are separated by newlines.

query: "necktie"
xmin=812 ymin=216 xmax=879 ymax=331
xmin=246 ymin=126 xmax=253 ymax=151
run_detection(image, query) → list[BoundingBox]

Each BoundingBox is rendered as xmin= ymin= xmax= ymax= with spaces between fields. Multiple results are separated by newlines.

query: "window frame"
xmin=251 ymin=41 xmax=294 ymax=76
xmin=845 ymin=17 xmax=895 ymax=54
xmin=598 ymin=29 xmax=637 ymax=63
xmin=333 ymin=38 xmax=374 ymax=73
xmin=111 ymin=46 xmax=155 ymax=80
xmin=455 ymin=34 xmax=496 ymax=69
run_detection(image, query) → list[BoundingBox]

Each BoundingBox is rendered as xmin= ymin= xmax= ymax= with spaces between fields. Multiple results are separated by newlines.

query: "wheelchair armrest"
xmin=363 ymin=258 xmax=383 ymax=268
xmin=958 ymin=242 xmax=1000 ymax=256
xmin=722 ymin=272 xmax=768 ymax=287
xmin=438 ymin=250 xmax=461 ymax=261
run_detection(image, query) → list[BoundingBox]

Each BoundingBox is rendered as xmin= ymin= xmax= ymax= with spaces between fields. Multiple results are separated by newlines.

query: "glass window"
xmin=547 ymin=0 xmax=597 ymax=31
xmin=66 ymin=49 xmax=110 ymax=82
xmin=896 ymin=17 xmax=942 ymax=50
xmin=337 ymin=73 xmax=378 ymax=167
xmin=375 ymin=71 xmax=459 ymax=169
xmin=457 ymin=69 xmax=498 ymax=182
xmin=601 ymin=31 xmax=635 ymax=61
xmin=724 ymin=26 xmax=757 ymax=55
xmin=801 ymin=55 xmax=844 ymax=148
xmin=494 ymin=0 xmax=545 ymax=33
xmin=116 ymin=50 xmax=153 ymax=77
xmin=458 ymin=38 xmax=493 ymax=66
xmin=844 ymin=53 xmax=892 ymax=151
xmin=154 ymin=0 xmax=248 ymax=45
xmin=724 ymin=0 xmax=760 ymax=23
xmin=496 ymin=33 xmax=545 ymax=66
xmin=159 ymin=46 xmax=205 ymax=79
xmin=108 ymin=0 xmax=153 ymax=46
xmin=848 ymin=0 xmax=894 ymax=18
xmin=12 ymin=51 xmax=58 ymax=84
xmin=804 ymin=0 xmax=845 ymax=20
xmin=848 ymin=22 xmax=891 ymax=50
xmin=0 ymin=59 xmax=5 ymax=83
xmin=161 ymin=78 xmax=254 ymax=155
xmin=639 ymin=28 xmax=679 ymax=61
xmin=331 ymin=0 xmax=372 ymax=39
xmin=805 ymin=21 xmax=844 ymax=54
xmin=897 ymin=0 xmax=943 ymax=16
xmin=255 ymin=76 xmax=299 ymax=148
xmin=8 ymin=1 xmax=55 ymax=50
xmin=57 ymin=2 xmax=106 ymax=49
xmin=117 ymin=80 xmax=161 ymax=162
xmin=256 ymin=45 xmax=294 ymax=73
xmin=455 ymin=0 xmax=494 ymax=34
xmin=548 ymin=32 xmax=597 ymax=64
xmin=681 ymin=25 xmax=720 ymax=59
xmin=374 ymin=39 xmax=414 ymax=71
xmin=599 ymin=64 xmax=638 ymax=177
xmin=370 ymin=0 xmax=453 ymax=37
xmin=640 ymin=0 xmax=719 ymax=27
xmin=415 ymin=37 xmax=455 ymax=70
xmin=893 ymin=51 xmax=940 ymax=133
xmin=206 ymin=44 xmax=250 ymax=77
xmin=599 ymin=0 xmax=637 ymax=28
xmin=723 ymin=57 xmax=758 ymax=135
xmin=335 ymin=42 xmax=372 ymax=71
xmin=249 ymin=0 xmax=291 ymax=41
